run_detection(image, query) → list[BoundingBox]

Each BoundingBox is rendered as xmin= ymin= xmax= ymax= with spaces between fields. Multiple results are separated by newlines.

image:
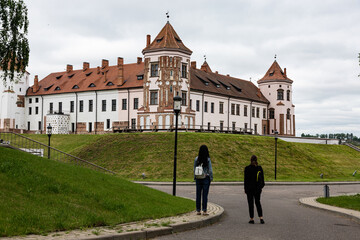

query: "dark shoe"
xmin=260 ymin=219 xmax=265 ymax=224
xmin=196 ymin=211 xmax=201 ymax=215
xmin=248 ymin=220 xmax=255 ymax=224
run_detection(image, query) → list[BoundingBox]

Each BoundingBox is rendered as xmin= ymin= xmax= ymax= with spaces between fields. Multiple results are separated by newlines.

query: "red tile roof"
xmin=142 ymin=22 xmax=192 ymax=55
xmin=190 ymin=67 xmax=269 ymax=104
xmin=257 ymin=60 xmax=293 ymax=84
xmin=27 ymin=62 xmax=144 ymax=96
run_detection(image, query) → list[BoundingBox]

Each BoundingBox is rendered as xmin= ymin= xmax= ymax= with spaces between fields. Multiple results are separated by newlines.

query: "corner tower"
xmin=138 ymin=21 xmax=194 ymax=130
xmin=258 ymin=60 xmax=295 ymax=136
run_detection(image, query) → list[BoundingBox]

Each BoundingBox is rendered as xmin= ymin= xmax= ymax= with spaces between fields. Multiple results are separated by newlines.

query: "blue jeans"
xmin=196 ymin=176 xmax=211 ymax=212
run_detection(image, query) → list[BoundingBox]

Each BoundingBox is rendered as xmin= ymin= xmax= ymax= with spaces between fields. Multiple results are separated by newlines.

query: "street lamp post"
xmin=274 ymin=131 xmax=278 ymax=180
xmin=47 ymin=124 xmax=52 ymax=159
xmin=173 ymin=95 xmax=182 ymax=196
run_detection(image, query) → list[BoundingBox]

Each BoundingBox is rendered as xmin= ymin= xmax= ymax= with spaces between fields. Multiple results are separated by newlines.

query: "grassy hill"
xmin=0 ymin=146 xmax=194 ymax=237
xmin=25 ymin=132 xmax=360 ymax=182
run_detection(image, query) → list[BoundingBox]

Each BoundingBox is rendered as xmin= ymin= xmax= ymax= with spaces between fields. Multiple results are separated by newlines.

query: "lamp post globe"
xmin=47 ymin=124 xmax=52 ymax=159
xmin=172 ymin=95 xmax=182 ymax=196
xmin=274 ymin=131 xmax=278 ymax=180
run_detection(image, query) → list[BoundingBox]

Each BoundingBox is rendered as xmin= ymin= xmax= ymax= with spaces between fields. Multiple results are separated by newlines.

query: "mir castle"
xmin=0 ymin=21 xmax=295 ymax=136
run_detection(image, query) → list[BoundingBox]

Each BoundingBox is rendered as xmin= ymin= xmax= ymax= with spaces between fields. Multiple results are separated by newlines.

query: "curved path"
xmin=150 ymin=183 xmax=360 ymax=240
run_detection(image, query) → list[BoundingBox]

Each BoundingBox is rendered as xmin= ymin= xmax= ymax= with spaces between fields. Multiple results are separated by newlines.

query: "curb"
xmin=299 ymin=194 xmax=360 ymax=223
xmin=76 ymin=202 xmax=224 ymax=240
xmin=135 ymin=181 xmax=360 ymax=186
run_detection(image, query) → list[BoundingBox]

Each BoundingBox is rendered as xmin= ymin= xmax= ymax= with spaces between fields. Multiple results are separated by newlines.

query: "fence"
xmin=0 ymin=132 xmax=116 ymax=175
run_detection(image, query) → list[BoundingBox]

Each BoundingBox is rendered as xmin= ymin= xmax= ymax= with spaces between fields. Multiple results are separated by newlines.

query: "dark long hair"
xmin=197 ymin=145 xmax=210 ymax=167
xmin=250 ymin=155 xmax=258 ymax=166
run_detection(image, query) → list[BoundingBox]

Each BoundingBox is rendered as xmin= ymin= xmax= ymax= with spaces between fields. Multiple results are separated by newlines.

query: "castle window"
xmin=256 ymin=107 xmax=260 ymax=118
xmin=79 ymin=100 xmax=83 ymax=112
xmin=106 ymin=82 xmax=114 ymax=86
xmin=28 ymin=107 xmax=32 ymax=115
xmin=133 ymin=98 xmax=139 ymax=109
xmin=88 ymin=83 xmax=96 ymax=87
xmin=252 ymin=107 xmax=255 ymax=117
xmin=137 ymin=75 xmax=143 ymax=80
xmin=196 ymin=100 xmax=200 ymax=112
xmin=49 ymin=102 xmax=53 ymax=114
xmin=89 ymin=100 xmax=93 ymax=112
xmin=35 ymin=98 xmax=39 ymax=103
xmin=170 ymin=70 xmax=173 ymax=77
xmin=112 ymin=99 xmax=117 ymax=111
xmin=287 ymin=90 xmax=290 ymax=101
xmin=244 ymin=105 xmax=248 ymax=117
xmin=151 ymin=63 xmax=159 ymax=77
xmin=236 ymin=104 xmax=240 ymax=116
xmin=277 ymin=89 xmax=284 ymax=100
xmin=204 ymin=101 xmax=208 ymax=112
xmin=150 ymin=91 xmax=158 ymax=105
xmin=56 ymin=75 xmax=63 ymax=79
xmin=35 ymin=106 xmax=38 ymax=115
xmin=287 ymin=108 xmax=291 ymax=119
xmin=269 ymin=71 xmax=274 ymax=76
xmin=55 ymin=86 xmax=61 ymax=91
xmin=263 ymin=108 xmax=266 ymax=119
xmin=156 ymin=37 xmax=163 ymax=43
xmin=72 ymin=85 xmax=79 ymax=89
xmin=122 ymin=99 xmax=127 ymax=110
xmin=231 ymin=104 xmax=235 ymax=115
xmin=219 ymin=102 xmax=224 ymax=114
xmin=58 ymin=102 xmax=62 ymax=113
xmin=29 ymin=98 xmax=32 ymax=103
xmin=102 ymin=100 xmax=106 ymax=112
xmin=269 ymin=108 xmax=275 ymax=119
xmin=181 ymin=64 xmax=187 ymax=78
xmin=70 ymin=101 xmax=74 ymax=113
xmin=85 ymin=72 xmax=92 ymax=77
xmin=181 ymin=91 xmax=187 ymax=106
xmin=211 ymin=102 xmax=214 ymax=113
xmin=68 ymin=73 xmax=75 ymax=78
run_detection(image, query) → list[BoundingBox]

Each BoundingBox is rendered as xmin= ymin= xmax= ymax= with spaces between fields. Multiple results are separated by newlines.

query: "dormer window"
xmin=226 ymin=86 xmax=231 ymax=90
xmin=156 ymin=37 xmax=163 ymax=43
xmin=68 ymin=73 xmax=75 ymax=78
xmin=269 ymin=71 xmax=274 ymax=76
xmin=85 ymin=72 xmax=92 ymax=77
xmin=54 ymin=86 xmax=61 ymax=91
xmin=137 ymin=75 xmax=144 ymax=80
xmin=205 ymin=82 xmax=209 ymax=86
xmin=44 ymin=84 xmax=53 ymax=91
xmin=106 ymin=82 xmax=114 ymax=86
xmin=175 ymin=37 xmax=182 ymax=43
xmin=88 ymin=83 xmax=96 ymax=87
xmin=56 ymin=75 xmax=63 ymax=79
xmin=216 ymin=84 xmax=220 ymax=88
xmin=72 ymin=85 xmax=79 ymax=89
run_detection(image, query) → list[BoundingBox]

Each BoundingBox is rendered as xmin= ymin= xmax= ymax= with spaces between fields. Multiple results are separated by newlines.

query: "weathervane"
xmin=204 ymin=55 xmax=206 ymax=62
xmin=166 ymin=11 xmax=169 ymax=22
xmin=274 ymin=54 xmax=277 ymax=60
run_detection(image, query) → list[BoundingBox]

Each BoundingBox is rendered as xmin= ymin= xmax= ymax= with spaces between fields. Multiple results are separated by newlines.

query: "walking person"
xmin=194 ymin=145 xmax=213 ymax=215
xmin=244 ymin=155 xmax=265 ymax=224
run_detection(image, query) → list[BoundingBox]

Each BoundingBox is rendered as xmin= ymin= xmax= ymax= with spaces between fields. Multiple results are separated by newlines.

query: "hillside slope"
xmin=69 ymin=132 xmax=360 ymax=181
xmin=0 ymin=146 xmax=193 ymax=237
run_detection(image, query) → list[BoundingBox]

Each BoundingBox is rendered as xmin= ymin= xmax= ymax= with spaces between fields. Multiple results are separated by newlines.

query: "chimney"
xmin=191 ymin=61 xmax=197 ymax=69
xmin=215 ymin=71 xmax=218 ymax=74
xmin=284 ymin=68 xmax=287 ymax=77
xmin=226 ymin=74 xmax=230 ymax=77
xmin=83 ymin=62 xmax=89 ymax=71
xmin=117 ymin=57 xmax=124 ymax=85
xmin=33 ymin=75 xmax=39 ymax=92
xmin=137 ymin=57 xmax=142 ymax=64
xmin=117 ymin=57 xmax=124 ymax=67
xmin=146 ymin=34 xmax=151 ymax=47
xmin=102 ymin=59 xmax=109 ymax=69
xmin=66 ymin=64 xmax=73 ymax=73
xmin=97 ymin=66 xmax=100 ymax=74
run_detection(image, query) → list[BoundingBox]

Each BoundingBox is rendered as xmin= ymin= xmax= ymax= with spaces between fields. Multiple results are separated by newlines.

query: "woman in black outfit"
xmin=244 ymin=155 xmax=265 ymax=224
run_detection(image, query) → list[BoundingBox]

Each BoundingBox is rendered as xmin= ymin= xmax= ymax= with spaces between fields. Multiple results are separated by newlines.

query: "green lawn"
xmin=317 ymin=194 xmax=360 ymax=211
xmin=23 ymin=132 xmax=360 ymax=182
xmin=0 ymin=146 xmax=194 ymax=237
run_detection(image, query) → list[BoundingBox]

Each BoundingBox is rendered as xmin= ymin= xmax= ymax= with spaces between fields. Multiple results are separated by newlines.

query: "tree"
xmin=0 ymin=0 xmax=29 ymax=85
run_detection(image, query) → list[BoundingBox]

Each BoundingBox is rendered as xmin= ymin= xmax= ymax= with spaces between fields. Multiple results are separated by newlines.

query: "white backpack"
xmin=195 ymin=163 xmax=206 ymax=179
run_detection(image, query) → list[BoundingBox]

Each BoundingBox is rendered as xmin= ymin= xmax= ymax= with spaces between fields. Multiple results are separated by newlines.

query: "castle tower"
xmin=258 ymin=60 xmax=295 ymax=136
xmin=137 ymin=21 xmax=195 ymax=129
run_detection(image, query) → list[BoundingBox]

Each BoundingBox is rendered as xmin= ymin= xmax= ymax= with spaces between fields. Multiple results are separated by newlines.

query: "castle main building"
xmin=0 ymin=21 xmax=295 ymax=136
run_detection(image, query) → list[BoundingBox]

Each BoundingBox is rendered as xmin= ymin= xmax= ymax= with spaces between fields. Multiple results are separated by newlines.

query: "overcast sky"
xmin=24 ymin=0 xmax=360 ymax=137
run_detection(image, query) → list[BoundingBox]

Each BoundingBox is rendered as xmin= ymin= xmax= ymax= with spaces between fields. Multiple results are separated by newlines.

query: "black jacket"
xmin=244 ymin=165 xmax=265 ymax=194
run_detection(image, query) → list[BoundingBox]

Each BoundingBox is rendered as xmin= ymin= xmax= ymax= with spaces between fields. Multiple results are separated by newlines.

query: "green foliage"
xmin=318 ymin=194 xmax=360 ymax=211
xmin=0 ymin=0 xmax=29 ymax=84
xmin=25 ymin=132 xmax=360 ymax=182
xmin=0 ymin=147 xmax=194 ymax=237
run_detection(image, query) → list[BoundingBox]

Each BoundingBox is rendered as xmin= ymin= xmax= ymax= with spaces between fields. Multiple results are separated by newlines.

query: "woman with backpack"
xmin=194 ymin=145 xmax=213 ymax=215
xmin=244 ymin=155 xmax=265 ymax=224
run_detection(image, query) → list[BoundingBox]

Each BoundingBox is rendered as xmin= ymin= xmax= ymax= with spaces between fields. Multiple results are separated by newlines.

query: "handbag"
xmin=195 ymin=163 xmax=206 ymax=179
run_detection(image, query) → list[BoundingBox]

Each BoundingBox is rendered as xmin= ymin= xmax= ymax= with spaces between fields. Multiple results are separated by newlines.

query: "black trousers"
xmin=246 ymin=191 xmax=263 ymax=218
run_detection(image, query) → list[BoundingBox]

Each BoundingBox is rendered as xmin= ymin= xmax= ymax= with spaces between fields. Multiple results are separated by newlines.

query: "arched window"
xmin=269 ymin=108 xmax=275 ymax=119
xmin=287 ymin=108 xmax=291 ymax=119
xmin=287 ymin=90 xmax=290 ymax=101
xmin=277 ymin=89 xmax=284 ymax=100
